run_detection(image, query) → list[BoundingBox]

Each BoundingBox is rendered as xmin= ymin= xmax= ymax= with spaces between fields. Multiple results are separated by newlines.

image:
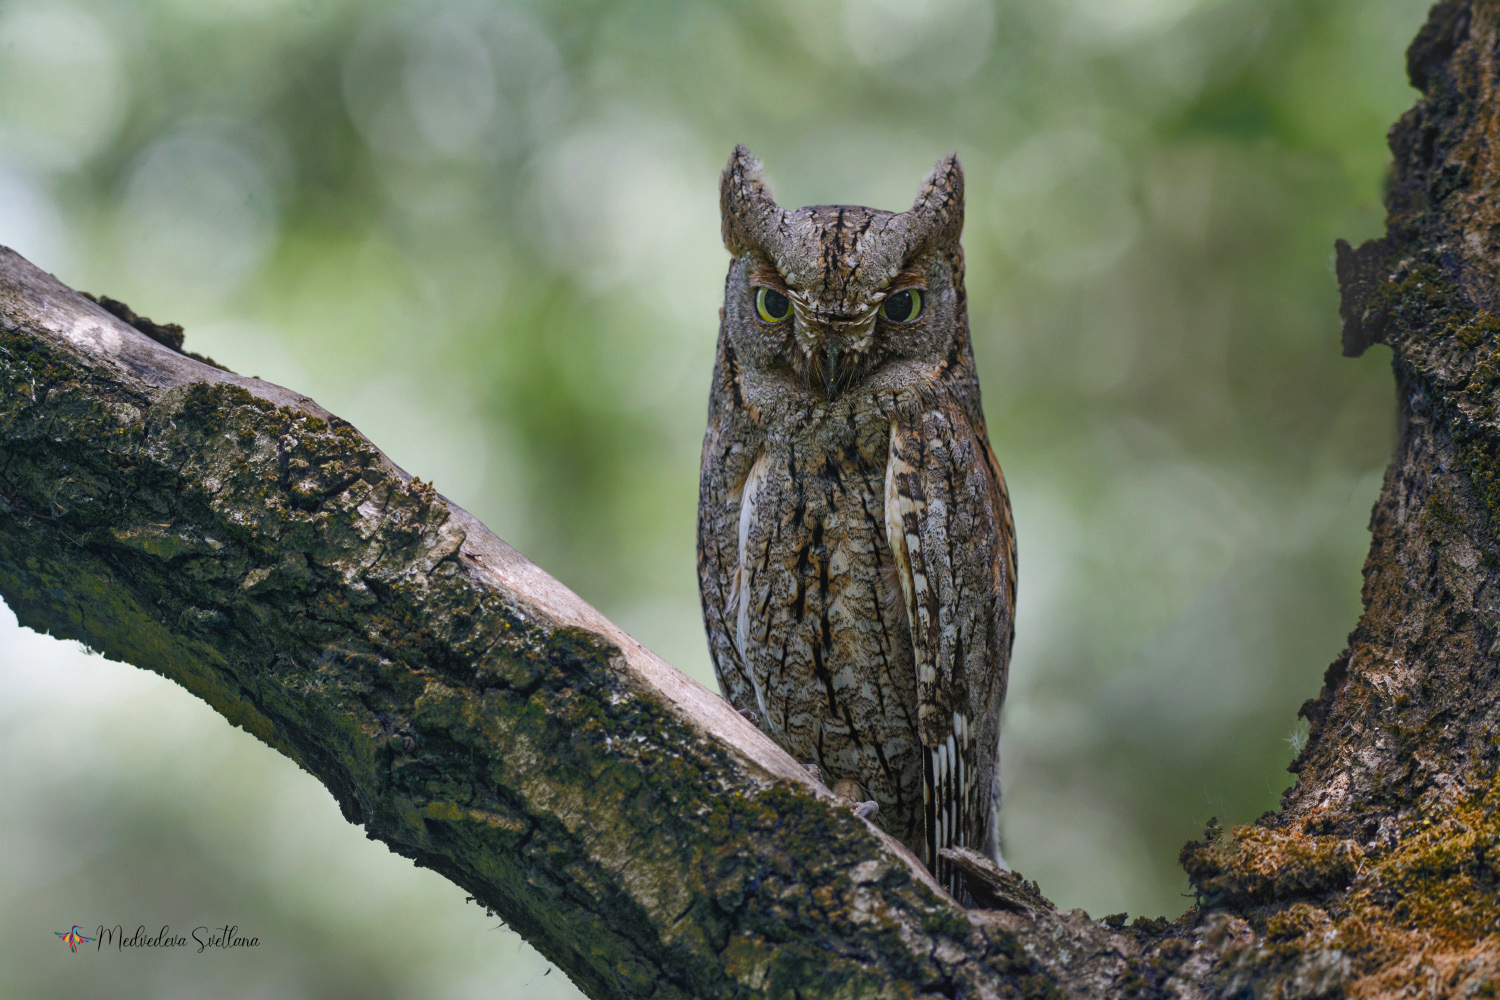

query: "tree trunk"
xmin=5 ymin=2 xmax=1500 ymax=995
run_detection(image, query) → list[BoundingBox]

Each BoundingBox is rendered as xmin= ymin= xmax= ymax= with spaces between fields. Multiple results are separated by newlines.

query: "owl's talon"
xmin=853 ymin=800 xmax=879 ymax=820
xmin=803 ymin=763 xmax=823 ymax=783
xmin=737 ymin=707 xmax=761 ymax=728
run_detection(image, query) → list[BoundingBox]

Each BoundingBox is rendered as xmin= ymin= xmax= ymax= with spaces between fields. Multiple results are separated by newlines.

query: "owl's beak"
xmin=800 ymin=308 xmax=875 ymax=403
xmin=824 ymin=341 xmax=843 ymax=402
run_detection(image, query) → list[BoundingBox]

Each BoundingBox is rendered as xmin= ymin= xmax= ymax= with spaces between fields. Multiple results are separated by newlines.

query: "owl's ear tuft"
xmin=909 ymin=153 xmax=964 ymax=246
xmin=721 ymin=145 xmax=783 ymax=256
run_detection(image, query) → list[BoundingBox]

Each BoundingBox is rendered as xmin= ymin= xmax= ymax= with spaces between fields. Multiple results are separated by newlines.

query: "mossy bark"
xmin=5 ymin=4 xmax=1500 ymax=994
xmin=0 ymin=254 xmax=1096 ymax=998
xmin=1176 ymin=2 xmax=1500 ymax=995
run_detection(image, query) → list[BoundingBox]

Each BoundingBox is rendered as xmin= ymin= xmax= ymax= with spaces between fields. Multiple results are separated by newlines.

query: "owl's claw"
xmin=803 ymin=763 xmax=823 ymax=783
xmin=737 ymin=707 xmax=761 ymax=728
xmin=853 ymin=800 xmax=879 ymax=820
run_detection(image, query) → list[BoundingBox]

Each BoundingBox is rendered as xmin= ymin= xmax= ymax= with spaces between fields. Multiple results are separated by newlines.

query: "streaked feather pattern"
xmin=698 ymin=145 xmax=1015 ymax=901
xmin=887 ymin=409 xmax=1013 ymax=891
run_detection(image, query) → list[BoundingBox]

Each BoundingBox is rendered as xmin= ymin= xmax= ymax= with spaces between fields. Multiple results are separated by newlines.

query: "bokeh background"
xmin=0 ymin=0 xmax=1428 ymax=996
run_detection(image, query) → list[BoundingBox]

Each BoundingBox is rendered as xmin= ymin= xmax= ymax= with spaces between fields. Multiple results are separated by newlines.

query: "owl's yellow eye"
xmin=755 ymin=286 xmax=793 ymax=323
xmin=880 ymin=289 xmax=924 ymax=323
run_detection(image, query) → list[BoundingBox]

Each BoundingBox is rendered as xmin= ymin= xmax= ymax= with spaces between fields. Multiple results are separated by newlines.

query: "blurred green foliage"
xmin=0 ymin=0 xmax=1427 ymax=996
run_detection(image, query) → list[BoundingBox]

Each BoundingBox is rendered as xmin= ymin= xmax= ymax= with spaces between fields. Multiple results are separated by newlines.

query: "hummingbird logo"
xmin=55 ymin=926 xmax=95 ymax=953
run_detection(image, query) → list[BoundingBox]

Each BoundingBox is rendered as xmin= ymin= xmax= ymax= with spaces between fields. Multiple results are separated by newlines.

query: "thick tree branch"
xmin=8 ymin=3 xmax=1500 ymax=994
xmin=0 ymin=251 xmax=1131 ymax=997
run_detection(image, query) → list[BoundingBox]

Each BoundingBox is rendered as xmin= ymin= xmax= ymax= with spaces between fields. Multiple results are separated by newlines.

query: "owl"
xmin=697 ymin=145 xmax=1016 ymax=898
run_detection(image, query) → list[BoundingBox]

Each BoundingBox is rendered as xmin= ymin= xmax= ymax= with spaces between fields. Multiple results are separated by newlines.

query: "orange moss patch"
xmin=1181 ymin=822 xmax=1363 ymax=907
xmin=1338 ymin=784 xmax=1500 ymax=996
xmin=1212 ymin=779 xmax=1500 ymax=997
xmin=1263 ymin=902 xmax=1334 ymax=943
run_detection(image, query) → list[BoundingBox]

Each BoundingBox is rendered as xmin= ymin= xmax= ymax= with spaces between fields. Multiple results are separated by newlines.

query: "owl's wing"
xmin=697 ymin=335 xmax=764 ymax=725
xmin=885 ymin=403 xmax=1015 ymax=891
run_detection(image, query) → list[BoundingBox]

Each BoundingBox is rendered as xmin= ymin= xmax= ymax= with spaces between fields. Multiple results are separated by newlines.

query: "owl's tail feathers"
xmin=924 ymin=727 xmax=970 ymax=898
xmin=983 ymin=765 xmax=1004 ymax=866
xmin=933 ymin=747 xmax=1045 ymax=911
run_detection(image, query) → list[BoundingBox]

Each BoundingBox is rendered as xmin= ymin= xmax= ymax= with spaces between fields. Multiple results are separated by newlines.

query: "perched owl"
xmin=697 ymin=146 xmax=1016 ymax=897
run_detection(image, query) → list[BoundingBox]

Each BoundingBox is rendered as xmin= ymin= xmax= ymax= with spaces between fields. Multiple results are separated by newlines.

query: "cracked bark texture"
xmin=5 ymin=3 xmax=1500 ymax=995
xmin=0 ymin=255 xmax=1101 ymax=998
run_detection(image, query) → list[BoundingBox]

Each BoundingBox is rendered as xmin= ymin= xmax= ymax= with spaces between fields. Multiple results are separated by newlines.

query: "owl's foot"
xmin=827 ymin=778 xmax=877 ymax=819
xmin=803 ymin=763 xmax=823 ymax=783
xmin=737 ymin=707 xmax=761 ymax=728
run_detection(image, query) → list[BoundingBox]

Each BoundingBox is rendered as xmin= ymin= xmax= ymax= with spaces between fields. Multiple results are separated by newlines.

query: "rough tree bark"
xmin=4 ymin=2 xmax=1500 ymax=995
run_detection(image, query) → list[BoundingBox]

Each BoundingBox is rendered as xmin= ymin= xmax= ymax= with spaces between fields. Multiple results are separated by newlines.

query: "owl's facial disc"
xmin=749 ymin=266 xmax=929 ymax=401
xmin=722 ymin=146 xmax=963 ymax=402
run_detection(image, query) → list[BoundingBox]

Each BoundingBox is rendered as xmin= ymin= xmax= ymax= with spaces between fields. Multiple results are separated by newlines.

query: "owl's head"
xmin=718 ymin=144 xmax=968 ymax=405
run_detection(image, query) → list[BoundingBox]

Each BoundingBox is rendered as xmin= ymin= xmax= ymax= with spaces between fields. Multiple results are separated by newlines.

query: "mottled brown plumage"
xmin=698 ymin=146 xmax=1015 ymax=896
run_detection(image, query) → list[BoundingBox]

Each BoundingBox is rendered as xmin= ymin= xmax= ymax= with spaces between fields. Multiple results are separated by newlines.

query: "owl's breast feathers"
xmin=697 ymin=379 xmax=1015 ymax=892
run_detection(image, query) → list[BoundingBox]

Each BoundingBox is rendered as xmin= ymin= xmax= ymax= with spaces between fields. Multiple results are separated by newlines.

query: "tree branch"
xmin=6 ymin=3 xmax=1500 ymax=994
xmin=0 ymin=250 xmax=1119 ymax=997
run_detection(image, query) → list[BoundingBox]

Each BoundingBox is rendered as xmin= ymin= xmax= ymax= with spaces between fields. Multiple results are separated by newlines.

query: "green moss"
xmin=1421 ymin=480 xmax=1472 ymax=549
xmin=179 ymin=381 xmax=254 ymax=430
xmin=1130 ymin=915 xmax=1173 ymax=934
xmin=1367 ymin=262 xmax=1500 ymax=529
xmin=1344 ymin=782 xmax=1500 ymax=941
xmin=1455 ymin=314 xmax=1500 ymax=348
xmin=0 ymin=324 xmax=84 ymax=385
xmin=1371 ymin=262 xmax=1454 ymax=336
xmin=1196 ymin=777 xmax=1500 ymax=993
